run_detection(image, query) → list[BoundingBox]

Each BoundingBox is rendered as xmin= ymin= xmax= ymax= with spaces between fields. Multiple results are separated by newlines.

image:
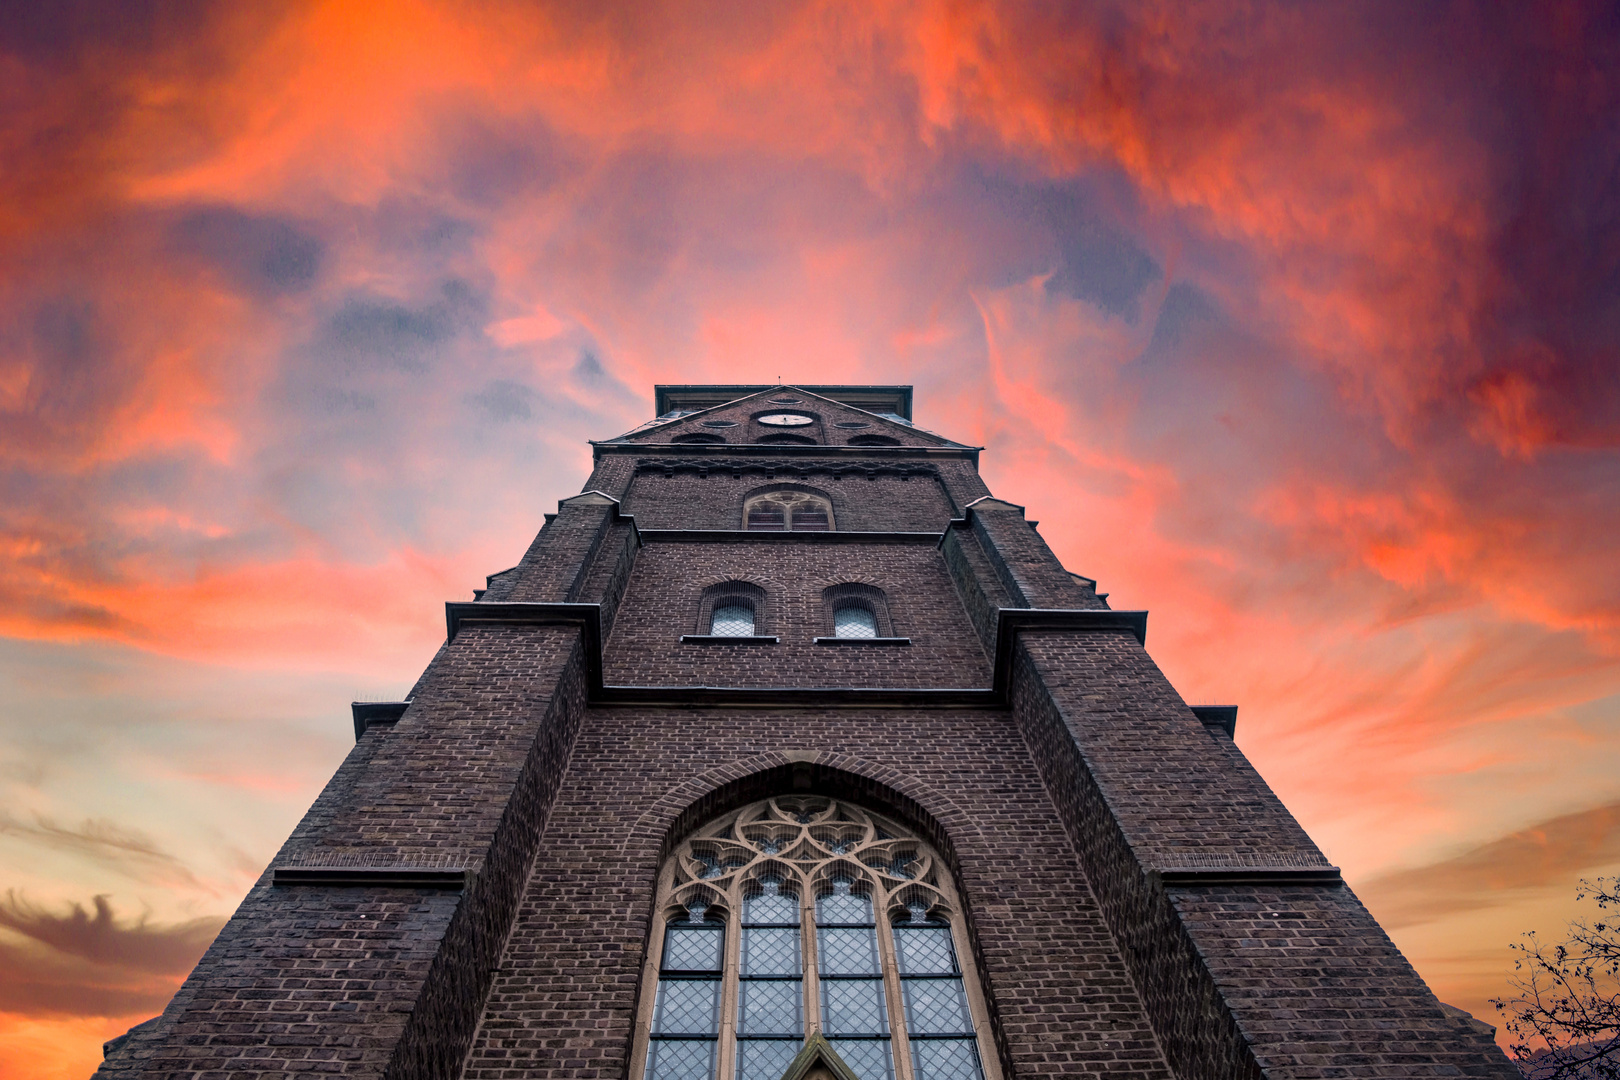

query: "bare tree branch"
xmin=1493 ymin=878 xmax=1620 ymax=1079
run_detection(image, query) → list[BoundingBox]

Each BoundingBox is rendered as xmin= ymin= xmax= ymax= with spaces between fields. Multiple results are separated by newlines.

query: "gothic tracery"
xmin=636 ymin=797 xmax=996 ymax=1080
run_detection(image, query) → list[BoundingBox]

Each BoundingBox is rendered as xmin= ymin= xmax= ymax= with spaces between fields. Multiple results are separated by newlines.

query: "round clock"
xmin=757 ymin=413 xmax=814 ymax=426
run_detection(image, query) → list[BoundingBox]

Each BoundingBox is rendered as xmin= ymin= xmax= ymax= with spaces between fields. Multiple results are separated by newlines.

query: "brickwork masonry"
xmin=462 ymin=721 xmax=1176 ymax=1080
xmin=106 ymin=386 xmax=1519 ymax=1080
xmin=99 ymin=626 xmax=591 ymax=1080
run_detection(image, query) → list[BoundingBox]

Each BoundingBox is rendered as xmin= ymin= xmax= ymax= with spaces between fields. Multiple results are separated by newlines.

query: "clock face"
xmin=757 ymin=413 xmax=814 ymax=427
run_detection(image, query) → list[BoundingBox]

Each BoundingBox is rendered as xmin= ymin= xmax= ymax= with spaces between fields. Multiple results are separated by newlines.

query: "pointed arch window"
xmin=634 ymin=798 xmax=998 ymax=1080
xmin=743 ymin=490 xmax=834 ymax=532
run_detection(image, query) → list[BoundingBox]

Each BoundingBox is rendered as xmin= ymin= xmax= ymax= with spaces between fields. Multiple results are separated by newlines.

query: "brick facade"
xmin=98 ymin=385 xmax=1518 ymax=1080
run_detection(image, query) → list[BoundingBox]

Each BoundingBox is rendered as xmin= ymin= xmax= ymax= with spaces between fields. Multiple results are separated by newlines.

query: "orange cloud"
xmin=0 ymin=3 xmax=1615 ymax=1075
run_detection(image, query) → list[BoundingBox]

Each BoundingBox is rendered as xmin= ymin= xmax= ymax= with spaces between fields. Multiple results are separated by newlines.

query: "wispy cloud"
xmin=1359 ymin=802 xmax=1620 ymax=930
xmin=0 ymin=892 xmax=222 ymax=975
xmin=0 ymin=893 xmax=223 ymax=1018
xmin=0 ymin=814 xmax=202 ymax=890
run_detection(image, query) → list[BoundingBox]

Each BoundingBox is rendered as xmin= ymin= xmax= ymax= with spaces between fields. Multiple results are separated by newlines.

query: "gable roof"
xmin=656 ymin=385 xmax=912 ymax=419
xmin=603 ymin=385 xmax=972 ymax=449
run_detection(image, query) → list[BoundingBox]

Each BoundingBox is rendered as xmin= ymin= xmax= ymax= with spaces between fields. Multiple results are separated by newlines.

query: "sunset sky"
xmin=2 ymin=1 xmax=1618 ymax=1076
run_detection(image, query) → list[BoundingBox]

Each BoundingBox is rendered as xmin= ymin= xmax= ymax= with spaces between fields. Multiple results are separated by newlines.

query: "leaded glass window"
xmin=710 ymin=604 xmax=756 ymax=637
xmin=833 ymin=606 xmax=878 ymax=639
xmin=633 ymin=798 xmax=997 ymax=1080
xmin=738 ymin=879 xmax=802 ymax=1080
xmin=647 ymin=903 xmax=726 ymax=1080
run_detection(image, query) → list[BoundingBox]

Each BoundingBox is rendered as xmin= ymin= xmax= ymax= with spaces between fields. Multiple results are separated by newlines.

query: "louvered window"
xmin=743 ymin=491 xmax=835 ymax=531
xmin=746 ymin=502 xmax=787 ymax=530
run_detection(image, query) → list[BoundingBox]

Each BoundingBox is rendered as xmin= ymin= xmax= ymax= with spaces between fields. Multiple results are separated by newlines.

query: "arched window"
xmin=634 ymin=797 xmax=998 ymax=1080
xmin=820 ymin=584 xmax=897 ymax=641
xmin=756 ymin=434 xmax=819 ymax=446
xmin=744 ymin=490 xmax=835 ymax=532
xmin=696 ymin=582 xmax=768 ymax=639
xmin=848 ymin=434 xmax=901 ymax=447
xmin=675 ymin=432 xmax=727 ymax=444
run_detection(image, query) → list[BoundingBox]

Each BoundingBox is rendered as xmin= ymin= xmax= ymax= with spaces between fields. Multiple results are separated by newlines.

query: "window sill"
xmin=680 ymin=635 xmax=779 ymax=645
xmin=813 ymin=636 xmax=912 ymax=646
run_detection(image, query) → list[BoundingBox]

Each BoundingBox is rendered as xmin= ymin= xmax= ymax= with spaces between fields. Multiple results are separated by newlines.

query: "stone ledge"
xmin=1155 ymin=867 xmax=1343 ymax=887
xmin=813 ymin=637 xmax=912 ymax=646
xmin=680 ymin=635 xmax=780 ymax=644
xmin=271 ymin=866 xmax=470 ymax=889
xmin=1190 ymin=705 xmax=1238 ymax=738
xmin=640 ymin=529 xmax=942 ymax=544
xmin=1151 ymin=852 xmax=1342 ymax=887
xmin=350 ymin=700 xmax=410 ymax=741
xmin=595 ymin=686 xmax=1000 ymax=709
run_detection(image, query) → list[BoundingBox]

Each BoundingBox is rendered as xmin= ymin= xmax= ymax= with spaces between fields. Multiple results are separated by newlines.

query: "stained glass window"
xmin=637 ymin=798 xmax=996 ymax=1080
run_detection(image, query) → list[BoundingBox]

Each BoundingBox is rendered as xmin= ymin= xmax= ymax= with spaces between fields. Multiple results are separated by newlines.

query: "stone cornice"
xmin=272 ymin=865 xmax=470 ymax=889
xmin=350 ymin=700 xmax=411 ymax=740
xmin=638 ymin=529 xmax=943 ymax=545
xmin=593 ymin=442 xmax=980 ymax=461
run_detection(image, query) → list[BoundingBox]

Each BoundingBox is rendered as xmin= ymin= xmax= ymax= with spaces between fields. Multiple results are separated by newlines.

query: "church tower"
xmin=97 ymin=385 xmax=1517 ymax=1080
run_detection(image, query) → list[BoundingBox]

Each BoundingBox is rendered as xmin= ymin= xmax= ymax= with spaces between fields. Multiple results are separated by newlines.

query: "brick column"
xmin=1012 ymin=630 xmax=1516 ymax=1080
xmin=98 ymin=625 xmax=591 ymax=1080
xmin=964 ymin=497 xmax=1104 ymax=610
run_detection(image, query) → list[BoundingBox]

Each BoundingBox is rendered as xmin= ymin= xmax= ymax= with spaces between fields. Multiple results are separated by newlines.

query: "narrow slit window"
xmin=647 ymin=903 xmax=725 ymax=1080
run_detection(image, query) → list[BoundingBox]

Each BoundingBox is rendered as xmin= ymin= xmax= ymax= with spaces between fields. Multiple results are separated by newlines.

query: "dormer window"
xmin=743 ymin=490 xmax=835 ymax=531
